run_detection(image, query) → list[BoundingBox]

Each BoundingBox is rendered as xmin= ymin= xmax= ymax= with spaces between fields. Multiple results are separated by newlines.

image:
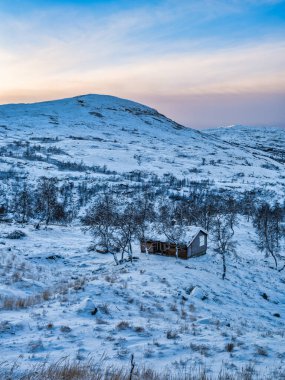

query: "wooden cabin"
xmin=140 ymin=227 xmax=208 ymax=260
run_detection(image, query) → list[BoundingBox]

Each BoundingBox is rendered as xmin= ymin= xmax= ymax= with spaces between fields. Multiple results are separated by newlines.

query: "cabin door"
xmin=155 ymin=241 xmax=161 ymax=252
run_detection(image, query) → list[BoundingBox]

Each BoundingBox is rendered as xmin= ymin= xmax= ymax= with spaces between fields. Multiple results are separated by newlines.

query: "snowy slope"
xmin=205 ymin=125 xmax=285 ymax=165
xmin=1 ymin=96 xmax=285 ymax=378
xmin=0 ymin=95 xmax=284 ymax=195
xmin=1 ymin=220 xmax=285 ymax=376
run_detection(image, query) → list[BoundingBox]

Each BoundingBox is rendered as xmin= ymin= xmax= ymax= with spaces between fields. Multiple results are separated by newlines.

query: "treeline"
xmin=1 ymin=176 xmax=284 ymax=273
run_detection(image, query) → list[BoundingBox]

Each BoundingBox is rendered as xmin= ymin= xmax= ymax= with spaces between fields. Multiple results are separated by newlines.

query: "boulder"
xmin=77 ymin=297 xmax=97 ymax=315
xmin=190 ymin=286 xmax=207 ymax=300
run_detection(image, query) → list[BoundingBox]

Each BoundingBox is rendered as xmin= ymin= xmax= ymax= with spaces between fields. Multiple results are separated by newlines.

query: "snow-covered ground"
xmin=1 ymin=220 xmax=285 ymax=376
xmin=0 ymin=95 xmax=285 ymax=377
xmin=0 ymin=95 xmax=284 ymax=196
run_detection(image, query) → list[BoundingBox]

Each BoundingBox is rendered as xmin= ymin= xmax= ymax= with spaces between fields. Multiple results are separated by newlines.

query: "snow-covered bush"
xmin=6 ymin=230 xmax=26 ymax=239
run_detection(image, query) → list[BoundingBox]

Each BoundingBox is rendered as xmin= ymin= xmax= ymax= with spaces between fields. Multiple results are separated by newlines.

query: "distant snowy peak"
xmin=205 ymin=124 xmax=284 ymax=134
xmin=0 ymin=93 xmax=187 ymax=135
xmin=204 ymin=123 xmax=285 ymax=164
xmin=1 ymin=94 xmax=153 ymax=111
xmin=0 ymin=94 xmax=157 ymax=118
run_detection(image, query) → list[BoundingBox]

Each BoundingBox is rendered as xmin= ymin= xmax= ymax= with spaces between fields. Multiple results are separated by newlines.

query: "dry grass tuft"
xmin=225 ymin=342 xmax=235 ymax=353
xmin=116 ymin=321 xmax=130 ymax=330
xmin=166 ymin=329 xmax=179 ymax=340
xmin=0 ymin=357 xmax=284 ymax=380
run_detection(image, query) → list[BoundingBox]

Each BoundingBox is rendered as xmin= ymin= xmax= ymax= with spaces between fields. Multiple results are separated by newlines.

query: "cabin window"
xmin=199 ymin=235 xmax=205 ymax=246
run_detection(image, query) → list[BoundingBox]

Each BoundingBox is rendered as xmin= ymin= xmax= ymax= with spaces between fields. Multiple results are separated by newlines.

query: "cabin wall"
xmin=140 ymin=241 xmax=155 ymax=254
xmin=188 ymin=231 xmax=207 ymax=257
xmin=140 ymin=241 xmax=188 ymax=259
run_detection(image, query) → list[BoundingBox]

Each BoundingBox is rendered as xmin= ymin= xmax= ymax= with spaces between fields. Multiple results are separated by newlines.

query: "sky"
xmin=0 ymin=0 xmax=284 ymax=128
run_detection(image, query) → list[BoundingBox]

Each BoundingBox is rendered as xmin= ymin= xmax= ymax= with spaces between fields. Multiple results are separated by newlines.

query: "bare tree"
xmin=13 ymin=181 xmax=33 ymax=223
xmin=241 ymin=190 xmax=257 ymax=222
xmin=82 ymin=192 xmax=120 ymax=265
xmin=116 ymin=201 xmax=138 ymax=262
xmin=36 ymin=177 xmax=60 ymax=225
xmin=135 ymin=193 xmax=155 ymax=256
xmin=212 ymin=214 xmax=237 ymax=280
xmin=253 ymin=202 xmax=284 ymax=269
xmin=61 ymin=180 xmax=77 ymax=223
xmin=158 ymin=201 xmax=187 ymax=259
xmin=223 ymin=196 xmax=239 ymax=235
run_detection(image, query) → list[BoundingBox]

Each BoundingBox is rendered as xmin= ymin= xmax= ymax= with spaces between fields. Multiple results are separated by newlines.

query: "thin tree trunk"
xmin=112 ymin=252 xmax=119 ymax=265
xmin=144 ymin=240 xmax=149 ymax=256
xmin=263 ymin=221 xmax=278 ymax=269
xmin=270 ymin=251 xmax=278 ymax=269
xmin=222 ymin=252 xmax=226 ymax=280
xmin=278 ymin=262 xmax=285 ymax=272
xmin=129 ymin=354 xmax=135 ymax=380
xmin=128 ymin=241 xmax=133 ymax=262
xmin=175 ymin=245 xmax=179 ymax=260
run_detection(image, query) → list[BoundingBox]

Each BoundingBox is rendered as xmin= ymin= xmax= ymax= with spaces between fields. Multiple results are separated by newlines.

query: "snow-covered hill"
xmin=205 ymin=124 xmax=285 ymax=166
xmin=0 ymin=95 xmax=284 ymax=196
xmin=1 ymin=95 xmax=285 ymax=378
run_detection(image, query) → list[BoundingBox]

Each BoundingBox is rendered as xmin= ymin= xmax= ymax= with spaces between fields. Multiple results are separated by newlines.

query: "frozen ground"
xmin=0 ymin=95 xmax=284 ymax=377
xmin=1 ymin=220 xmax=285 ymax=376
xmin=0 ymin=95 xmax=284 ymax=196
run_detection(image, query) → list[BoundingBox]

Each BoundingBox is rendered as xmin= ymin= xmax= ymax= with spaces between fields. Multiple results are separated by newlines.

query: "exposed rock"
xmin=77 ymin=297 xmax=97 ymax=315
xmin=190 ymin=286 xmax=207 ymax=300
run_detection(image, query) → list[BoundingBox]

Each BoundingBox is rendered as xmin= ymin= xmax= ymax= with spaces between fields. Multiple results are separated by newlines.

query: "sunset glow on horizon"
xmin=0 ymin=0 xmax=284 ymax=128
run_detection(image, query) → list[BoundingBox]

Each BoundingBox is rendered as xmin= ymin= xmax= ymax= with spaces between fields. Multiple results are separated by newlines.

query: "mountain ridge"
xmin=0 ymin=94 xmax=284 ymax=197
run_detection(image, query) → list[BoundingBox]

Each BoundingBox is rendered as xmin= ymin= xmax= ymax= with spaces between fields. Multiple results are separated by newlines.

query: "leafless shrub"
xmin=140 ymin=303 xmax=147 ymax=312
xmin=73 ymin=278 xmax=86 ymax=291
xmin=117 ymin=348 xmax=129 ymax=358
xmin=154 ymin=302 xmax=164 ymax=311
xmin=11 ymin=271 xmax=22 ymax=282
xmin=256 ymin=346 xmax=268 ymax=356
xmin=189 ymin=303 xmax=196 ymax=313
xmin=170 ymin=303 xmax=178 ymax=312
xmin=105 ymin=274 xmax=118 ymax=283
xmin=6 ymin=230 xmax=26 ymax=239
xmin=181 ymin=308 xmax=187 ymax=319
xmin=179 ymin=323 xmax=190 ymax=334
xmin=27 ymin=339 xmax=44 ymax=353
xmin=42 ymin=290 xmax=51 ymax=301
xmin=190 ymin=343 xmax=209 ymax=356
xmin=225 ymin=342 xmax=235 ymax=352
xmin=60 ymin=325 xmax=72 ymax=333
xmin=95 ymin=318 xmax=109 ymax=325
xmin=0 ymin=321 xmax=12 ymax=333
xmin=116 ymin=321 xmax=130 ymax=330
xmin=144 ymin=346 xmax=154 ymax=358
xmin=166 ymin=329 xmax=179 ymax=339
xmin=133 ymin=326 xmax=145 ymax=333
xmin=99 ymin=303 xmax=110 ymax=315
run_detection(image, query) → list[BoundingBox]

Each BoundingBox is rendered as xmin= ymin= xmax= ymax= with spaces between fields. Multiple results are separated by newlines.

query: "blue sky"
xmin=0 ymin=0 xmax=284 ymax=128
